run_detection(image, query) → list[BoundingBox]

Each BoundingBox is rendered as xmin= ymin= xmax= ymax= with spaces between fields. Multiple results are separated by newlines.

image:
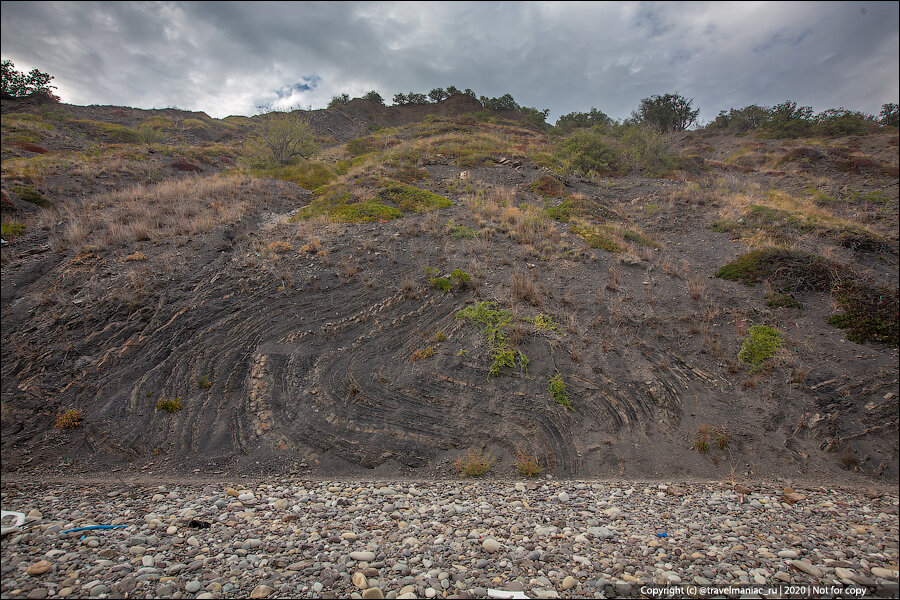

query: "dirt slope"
xmin=1 ymin=99 xmax=897 ymax=484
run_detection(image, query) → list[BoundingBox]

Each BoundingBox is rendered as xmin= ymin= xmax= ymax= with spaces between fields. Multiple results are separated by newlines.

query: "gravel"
xmin=1 ymin=480 xmax=897 ymax=598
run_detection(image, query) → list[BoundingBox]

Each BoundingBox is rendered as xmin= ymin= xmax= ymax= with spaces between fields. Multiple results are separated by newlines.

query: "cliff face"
xmin=1 ymin=98 xmax=897 ymax=482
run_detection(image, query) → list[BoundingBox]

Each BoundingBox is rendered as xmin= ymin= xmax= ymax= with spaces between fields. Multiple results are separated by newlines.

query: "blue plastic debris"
xmin=60 ymin=525 xmax=126 ymax=534
xmin=656 ymin=532 xmax=668 ymax=538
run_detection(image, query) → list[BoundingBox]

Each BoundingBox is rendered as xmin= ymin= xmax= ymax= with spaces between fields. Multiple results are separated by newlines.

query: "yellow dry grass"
xmin=47 ymin=174 xmax=276 ymax=250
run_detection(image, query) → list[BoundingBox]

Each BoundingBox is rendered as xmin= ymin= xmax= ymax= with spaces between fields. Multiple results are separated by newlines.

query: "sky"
xmin=1 ymin=1 xmax=898 ymax=123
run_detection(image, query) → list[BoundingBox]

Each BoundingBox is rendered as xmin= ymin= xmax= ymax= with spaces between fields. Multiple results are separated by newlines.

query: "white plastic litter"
xmin=487 ymin=590 xmax=529 ymax=599
xmin=1 ymin=510 xmax=26 ymax=536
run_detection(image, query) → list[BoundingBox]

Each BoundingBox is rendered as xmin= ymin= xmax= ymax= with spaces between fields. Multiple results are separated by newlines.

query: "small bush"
xmin=548 ymin=374 xmax=572 ymax=409
xmin=246 ymin=112 xmax=317 ymax=166
xmin=570 ymin=224 xmax=623 ymax=253
xmin=379 ymin=183 xmax=452 ymax=213
xmin=54 ymin=409 xmax=82 ymax=429
xmin=156 ymin=396 xmax=183 ymax=413
xmin=694 ymin=439 xmax=709 ymax=454
xmin=454 ymin=449 xmax=495 ymax=477
xmin=544 ymin=195 xmax=604 ymax=222
xmin=529 ymin=313 xmax=559 ymax=332
xmin=456 ymin=301 xmax=528 ymax=376
xmin=448 ymin=224 xmax=478 ymax=239
xmin=411 ymin=346 xmax=435 ymax=361
xmin=554 ymin=130 xmax=622 ymax=176
xmin=249 ymin=161 xmax=336 ymax=190
xmin=450 ymin=268 xmax=473 ymax=288
xmin=430 ymin=276 xmax=452 ymax=292
xmin=738 ymin=325 xmax=783 ymax=371
xmin=197 ymin=375 xmax=212 ymax=390
xmin=12 ymin=185 xmax=50 ymax=207
xmin=267 ymin=240 xmax=294 ymax=254
xmin=530 ymin=174 xmax=566 ymax=198
xmin=717 ymin=249 xmax=898 ymax=346
xmin=1 ymin=222 xmax=26 ymax=238
xmin=515 ymin=451 xmax=544 ymax=477
xmin=716 ymin=428 xmax=730 ymax=450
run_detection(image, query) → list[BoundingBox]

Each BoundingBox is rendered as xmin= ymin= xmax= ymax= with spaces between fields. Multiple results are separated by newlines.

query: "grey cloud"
xmin=1 ymin=1 xmax=897 ymax=122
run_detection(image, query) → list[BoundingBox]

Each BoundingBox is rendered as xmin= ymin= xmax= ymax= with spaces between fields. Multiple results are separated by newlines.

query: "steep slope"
xmin=1 ymin=100 xmax=897 ymax=483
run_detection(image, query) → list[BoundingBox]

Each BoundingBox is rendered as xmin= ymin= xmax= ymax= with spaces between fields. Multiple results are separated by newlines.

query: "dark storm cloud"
xmin=1 ymin=1 xmax=897 ymax=122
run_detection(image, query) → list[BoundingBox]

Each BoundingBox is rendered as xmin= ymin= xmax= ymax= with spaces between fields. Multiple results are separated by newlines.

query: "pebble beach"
xmin=2 ymin=479 xmax=898 ymax=599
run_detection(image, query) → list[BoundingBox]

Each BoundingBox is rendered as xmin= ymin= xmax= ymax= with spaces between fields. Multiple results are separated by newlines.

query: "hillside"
xmin=1 ymin=95 xmax=898 ymax=485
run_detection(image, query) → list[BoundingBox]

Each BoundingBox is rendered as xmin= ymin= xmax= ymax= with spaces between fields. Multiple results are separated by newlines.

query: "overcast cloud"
xmin=1 ymin=1 xmax=897 ymax=123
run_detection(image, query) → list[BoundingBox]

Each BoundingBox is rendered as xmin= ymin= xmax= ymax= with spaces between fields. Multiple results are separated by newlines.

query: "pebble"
xmin=1 ymin=480 xmax=896 ymax=599
xmin=350 ymin=551 xmax=377 ymax=562
xmin=25 ymin=560 xmax=51 ymax=576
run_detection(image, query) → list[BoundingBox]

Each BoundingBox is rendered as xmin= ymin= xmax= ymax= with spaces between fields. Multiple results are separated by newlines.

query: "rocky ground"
xmin=1 ymin=478 xmax=898 ymax=599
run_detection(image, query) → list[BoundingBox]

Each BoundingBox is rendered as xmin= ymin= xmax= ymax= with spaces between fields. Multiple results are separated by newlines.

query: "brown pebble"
xmin=26 ymin=560 xmax=51 ymax=576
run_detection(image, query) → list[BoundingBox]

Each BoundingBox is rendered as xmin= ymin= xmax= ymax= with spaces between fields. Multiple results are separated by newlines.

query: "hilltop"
xmin=1 ymin=93 xmax=898 ymax=486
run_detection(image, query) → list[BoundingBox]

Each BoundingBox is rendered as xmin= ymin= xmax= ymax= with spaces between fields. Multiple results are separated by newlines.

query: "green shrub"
xmin=827 ymin=284 xmax=899 ymax=346
xmin=246 ymin=112 xmax=317 ymax=166
xmin=553 ymin=129 xmax=622 ymax=176
xmin=197 ymin=375 xmax=212 ymax=390
xmin=569 ymin=224 xmax=623 ymax=253
xmin=378 ymin=183 xmax=452 ymax=212
xmin=529 ymin=313 xmax=559 ymax=331
xmin=11 ymin=185 xmax=50 ymax=207
xmin=430 ymin=277 xmax=452 ymax=292
xmin=544 ymin=195 xmax=604 ymax=222
xmin=717 ymin=248 xmax=897 ymax=346
xmin=332 ymin=201 xmax=403 ymax=223
xmin=450 ymin=268 xmax=472 ymax=288
xmin=548 ymin=374 xmax=573 ymax=409
xmin=738 ymin=325 xmax=783 ymax=371
xmin=631 ymin=93 xmax=699 ymax=132
xmin=457 ymin=301 xmax=529 ymax=376
xmin=448 ymin=223 xmax=478 ymax=239
xmin=156 ymin=397 xmax=183 ymax=413
xmin=813 ymin=109 xmax=878 ymax=136
xmin=346 ymin=135 xmax=395 ymax=157
xmin=765 ymin=292 xmax=802 ymax=309
xmin=1 ymin=222 xmax=26 ymax=238
xmin=250 ymin=160 xmax=336 ymax=190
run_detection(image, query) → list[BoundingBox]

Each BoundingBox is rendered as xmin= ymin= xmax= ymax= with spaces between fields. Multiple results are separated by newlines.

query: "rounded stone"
xmin=26 ymin=560 xmax=52 ymax=576
xmin=350 ymin=551 xmax=377 ymax=562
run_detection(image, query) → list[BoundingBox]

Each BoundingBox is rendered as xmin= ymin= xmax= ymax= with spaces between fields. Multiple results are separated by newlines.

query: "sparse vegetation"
xmin=456 ymin=302 xmax=529 ymax=376
xmin=197 ymin=375 xmax=212 ymax=390
xmin=454 ymin=449 xmax=495 ymax=477
xmin=548 ymin=373 xmax=572 ymax=409
xmin=54 ymin=409 xmax=82 ymax=429
xmin=411 ymin=346 xmax=435 ymax=361
xmin=156 ymin=397 xmax=183 ymax=413
xmin=246 ymin=111 xmax=317 ymax=166
xmin=515 ymin=451 xmax=544 ymax=477
xmin=717 ymin=249 xmax=898 ymax=346
xmin=738 ymin=325 xmax=783 ymax=371
xmin=1 ymin=222 xmax=26 ymax=238
xmin=12 ymin=185 xmax=50 ymax=206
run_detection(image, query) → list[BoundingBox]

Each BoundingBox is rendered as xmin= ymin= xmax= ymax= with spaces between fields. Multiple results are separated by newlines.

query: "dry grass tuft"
xmin=51 ymin=175 xmax=275 ymax=251
xmin=512 ymin=269 xmax=540 ymax=305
